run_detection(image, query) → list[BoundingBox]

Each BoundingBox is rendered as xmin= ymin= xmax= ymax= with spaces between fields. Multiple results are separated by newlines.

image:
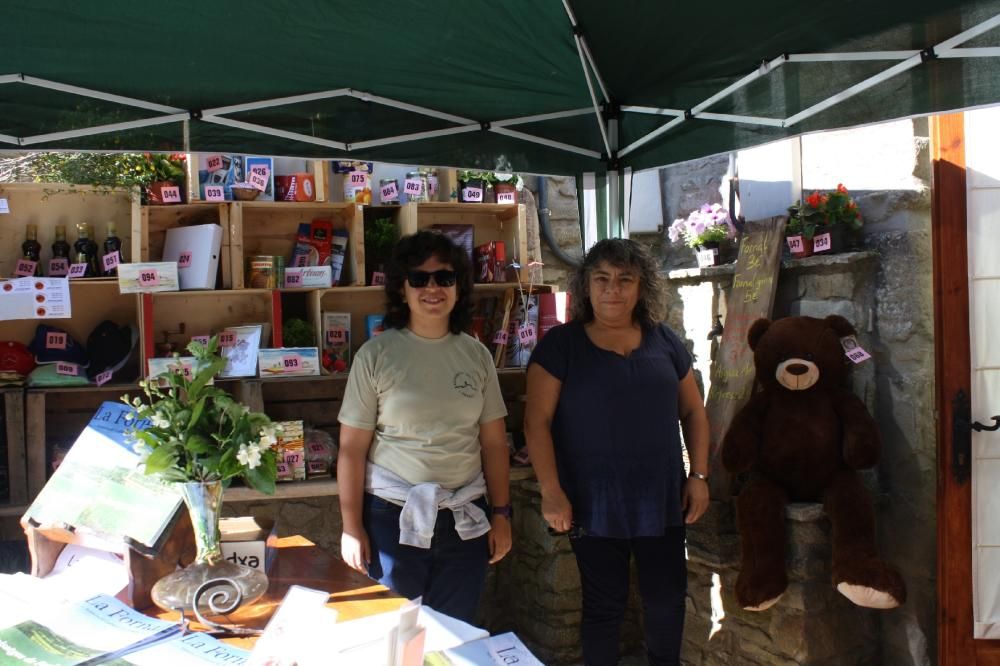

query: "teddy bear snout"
xmin=786 ymin=363 xmax=809 ymax=376
xmin=775 ymin=358 xmax=820 ymax=390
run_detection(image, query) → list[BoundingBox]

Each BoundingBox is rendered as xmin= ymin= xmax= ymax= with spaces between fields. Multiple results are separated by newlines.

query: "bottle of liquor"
xmin=21 ymin=224 xmax=43 ymax=276
xmin=49 ymin=224 xmax=71 ymax=276
xmin=102 ymin=221 xmax=122 ymax=277
xmin=74 ymin=223 xmax=100 ymax=277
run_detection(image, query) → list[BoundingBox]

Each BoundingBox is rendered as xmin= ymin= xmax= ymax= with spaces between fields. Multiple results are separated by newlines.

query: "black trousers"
xmin=570 ymin=527 xmax=687 ymax=666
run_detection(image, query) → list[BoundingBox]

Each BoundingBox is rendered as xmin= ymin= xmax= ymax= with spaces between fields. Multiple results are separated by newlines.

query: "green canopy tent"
xmin=4 ymin=0 xmax=1000 ymax=237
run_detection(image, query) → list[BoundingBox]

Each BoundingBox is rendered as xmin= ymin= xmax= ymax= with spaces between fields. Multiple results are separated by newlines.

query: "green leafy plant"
xmin=122 ymin=336 xmax=278 ymax=494
xmin=787 ymin=184 xmax=863 ymax=239
xmin=457 ymin=169 xmax=491 ymax=183
xmin=364 ymin=216 xmax=399 ymax=280
xmin=144 ymin=153 xmax=186 ymax=185
xmin=282 ymin=317 xmax=315 ymax=348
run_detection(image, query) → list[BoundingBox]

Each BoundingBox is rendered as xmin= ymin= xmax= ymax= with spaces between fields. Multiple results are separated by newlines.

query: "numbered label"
xmin=493 ymin=329 xmax=509 ymax=345
xmin=326 ymin=328 xmax=347 ymax=344
xmin=180 ymin=363 xmax=194 ymax=380
xmin=840 ymin=335 xmax=872 ymax=364
xmin=160 ymin=186 xmax=182 ymax=203
xmin=138 ymin=269 xmax=160 ymax=287
xmin=95 ymin=369 xmax=113 ymax=386
xmin=349 ymin=171 xmax=367 ymax=186
xmin=380 ymin=181 xmax=399 ymax=202
xmin=786 ymin=235 xmax=804 ymax=253
xmin=696 ymin=248 xmax=718 ymax=268
xmin=56 ymin=362 xmax=79 ymax=376
xmin=102 ymin=250 xmax=120 ymax=271
xmin=68 ymin=263 xmax=88 ymax=279
xmin=371 ymin=271 xmax=386 ymax=286
xmin=14 ymin=259 xmax=37 ymax=277
xmin=404 ymin=178 xmax=424 ymax=196
xmin=462 ymin=186 xmax=483 ymax=202
xmin=219 ymin=331 xmax=237 ymax=347
xmin=282 ymin=355 xmax=301 ymax=371
xmin=309 ymin=443 xmax=326 ymax=454
xmin=248 ymin=166 xmax=270 ymax=191
xmin=177 ymin=251 xmax=193 ymax=269
xmin=276 ymin=462 xmax=289 ymax=475
xmin=204 ymin=185 xmax=225 ymax=202
xmin=204 ymin=154 xmax=224 ymax=171
xmin=48 ymin=258 xmax=69 ymax=277
xmin=518 ymin=324 xmax=537 ymax=345
xmin=284 ymin=452 xmax=301 ymax=464
xmin=191 ymin=335 xmax=210 ymax=345
xmin=46 ymin=332 xmax=67 ymax=350
xmin=283 ymin=270 xmax=303 ymax=288
xmin=496 ymin=191 xmax=516 ymax=204
xmin=812 ymin=232 xmax=832 ymax=253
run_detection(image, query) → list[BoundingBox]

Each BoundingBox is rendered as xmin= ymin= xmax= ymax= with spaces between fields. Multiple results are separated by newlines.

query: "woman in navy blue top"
xmin=525 ymin=238 xmax=709 ymax=666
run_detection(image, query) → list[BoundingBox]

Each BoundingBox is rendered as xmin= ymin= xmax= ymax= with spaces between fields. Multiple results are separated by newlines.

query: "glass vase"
xmin=150 ymin=480 xmax=269 ymax=614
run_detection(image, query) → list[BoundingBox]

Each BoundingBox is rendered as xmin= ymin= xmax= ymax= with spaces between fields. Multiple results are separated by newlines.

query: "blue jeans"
xmin=363 ymin=493 xmax=490 ymax=623
xmin=570 ymin=527 xmax=687 ymax=666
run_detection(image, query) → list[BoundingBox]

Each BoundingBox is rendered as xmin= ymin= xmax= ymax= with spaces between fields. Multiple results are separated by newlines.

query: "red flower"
xmin=806 ymin=192 xmax=822 ymax=208
xmin=837 ymin=183 xmax=848 ymax=194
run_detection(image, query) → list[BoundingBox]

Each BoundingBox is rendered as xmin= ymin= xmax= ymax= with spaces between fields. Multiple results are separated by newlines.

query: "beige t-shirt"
xmin=338 ymin=328 xmax=508 ymax=488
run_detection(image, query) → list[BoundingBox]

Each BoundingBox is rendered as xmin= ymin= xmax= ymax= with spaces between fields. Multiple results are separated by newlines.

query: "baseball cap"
xmin=85 ymin=321 xmax=139 ymax=382
xmin=0 ymin=341 xmax=35 ymax=384
xmin=27 ymin=325 xmax=89 ymax=366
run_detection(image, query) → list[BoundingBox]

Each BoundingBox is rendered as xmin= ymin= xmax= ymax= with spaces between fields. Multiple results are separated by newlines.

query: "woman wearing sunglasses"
xmin=337 ymin=230 xmax=512 ymax=623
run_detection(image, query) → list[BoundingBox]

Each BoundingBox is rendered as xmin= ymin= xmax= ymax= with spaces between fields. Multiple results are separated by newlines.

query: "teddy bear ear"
xmin=824 ymin=315 xmax=857 ymax=338
xmin=747 ymin=318 xmax=771 ymax=350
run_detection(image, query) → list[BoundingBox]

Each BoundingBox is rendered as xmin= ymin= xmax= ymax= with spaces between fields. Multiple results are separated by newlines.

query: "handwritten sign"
xmin=138 ymin=269 xmax=160 ymax=287
xmin=48 ymin=258 xmax=69 ymax=277
xmin=160 ymin=186 xmax=182 ymax=203
xmin=46 ymin=331 xmax=67 ymax=349
xmin=68 ymin=263 xmax=88 ymax=279
xmin=497 ymin=191 xmax=516 ymax=204
xmin=248 ymin=166 xmax=270 ymax=191
xmin=380 ymin=181 xmax=399 ymax=202
xmin=56 ymin=362 xmax=79 ymax=376
xmin=178 ymin=251 xmax=192 ymax=269
xmin=204 ymin=185 xmax=225 ymax=202
xmin=517 ymin=324 xmax=536 ymax=345
xmin=205 ymin=154 xmax=224 ymax=171
xmin=95 ymin=369 xmax=114 ymax=386
xmin=102 ymin=251 xmax=120 ymax=272
xmin=404 ymin=178 xmax=424 ymax=197
xmin=462 ymin=186 xmax=484 ymax=203
xmin=14 ymin=259 xmax=37 ymax=277
xmin=492 ymin=329 xmax=509 ymax=345
xmin=219 ymin=331 xmax=237 ymax=347
xmin=786 ymin=235 xmax=804 ymax=253
xmin=812 ymin=232 xmax=832 ymax=253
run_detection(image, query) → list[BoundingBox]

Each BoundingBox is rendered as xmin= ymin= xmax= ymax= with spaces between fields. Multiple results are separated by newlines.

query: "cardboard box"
xmin=220 ymin=516 xmax=278 ymax=573
xmin=274 ymin=173 xmax=316 ymax=202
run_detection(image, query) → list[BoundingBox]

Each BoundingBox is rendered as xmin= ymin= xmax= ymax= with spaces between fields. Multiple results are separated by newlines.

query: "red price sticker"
xmin=371 ymin=271 xmax=386 ymax=286
xmin=812 ymin=232 xmax=832 ymax=253
xmin=327 ymin=328 xmax=347 ymax=344
xmin=45 ymin=332 xmax=67 ymax=350
xmin=56 ymin=362 xmax=79 ymax=376
xmin=15 ymin=259 xmax=37 ymax=277
xmin=205 ymin=154 xmax=224 ymax=171
xmin=102 ymin=250 xmax=121 ymax=271
xmin=204 ymin=185 xmax=225 ymax=202
xmin=48 ymin=258 xmax=69 ymax=277
xmin=161 ymin=186 xmax=182 ymax=203
xmin=138 ymin=269 xmax=160 ymax=287
xmin=786 ymin=235 xmax=804 ymax=253
xmin=283 ymin=270 xmax=303 ymax=288
xmin=380 ymin=181 xmax=399 ymax=202
xmin=191 ymin=335 xmax=210 ymax=345
xmin=95 ymin=369 xmax=113 ymax=386
xmin=493 ymin=330 xmax=509 ymax=345
xmin=349 ymin=171 xmax=367 ymax=186
xmin=518 ymin=324 xmax=537 ymax=345
xmin=178 ymin=251 xmax=193 ymax=269
xmin=219 ymin=331 xmax=237 ymax=347
xmin=462 ymin=186 xmax=483 ymax=202
xmin=497 ymin=191 xmax=516 ymax=204
xmin=68 ymin=263 xmax=88 ymax=279
xmin=248 ymin=166 xmax=270 ymax=191
xmin=404 ymin=178 xmax=424 ymax=196
xmin=282 ymin=355 xmax=301 ymax=371
xmin=309 ymin=443 xmax=326 ymax=453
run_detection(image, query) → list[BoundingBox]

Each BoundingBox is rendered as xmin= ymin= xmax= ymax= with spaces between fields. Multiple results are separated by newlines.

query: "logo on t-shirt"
xmin=453 ymin=372 xmax=478 ymax=398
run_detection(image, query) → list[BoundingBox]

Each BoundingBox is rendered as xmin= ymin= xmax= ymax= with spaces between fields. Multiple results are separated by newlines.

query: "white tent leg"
xmin=582 ymin=172 xmax=598 ymax=251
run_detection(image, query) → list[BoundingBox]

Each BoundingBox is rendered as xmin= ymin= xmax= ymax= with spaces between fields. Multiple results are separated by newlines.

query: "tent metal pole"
xmin=691 ymin=55 xmax=787 ymax=115
xmin=622 ymin=106 xmax=685 ymax=117
xmin=200 ymin=116 xmax=348 ymax=150
xmin=935 ymin=13 xmax=1000 ymax=49
xmin=698 ymin=112 xmax=785 ymax=127
xmin=573 ymin=34 xmax=612 ymax=158
xmin=560 ymin=0 xmax=610 ymax=103
xmin=619 ymin=116 xmax=684 ymax=158
xmin=0 ymin=133 xmax=20 ymax=145
xmin=489 ymin=127 xmax=602 ymax=159
xmin=622 ymin=166 xmax=632 ymax=240
xmin=350 ymin=125 xmax=480 ymax=150
xmin=492 ymin=108 xmax=594 ymax=127
xmin=607 ymin=117 xmax=620 ymax=238
xmin=939 ymin=47 xmax=1000 ymax=58
xmin=20 ymin=113 xmax=189 ymax=146
xmin=582 ymin=172 xmax=598 ymax=250
xmin=0 ymin=75 xmax=22 ymax=84
xmin=346 ymin=90 xmax=475 ymax=125
xmin=203 ymin=89 xmax=353 ymax=117
xmin=788 ymin=52 xmax=918 ymax=62
xmin=20 ymin=75 xmax=184 ymax=114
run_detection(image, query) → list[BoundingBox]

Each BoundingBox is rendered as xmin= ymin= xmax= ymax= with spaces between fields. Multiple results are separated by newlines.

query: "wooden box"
xmin=229 ymin=201 xmax=364 ymax=289
xmin=1 ymin=388 xmax=27 ymax=509
xmin=133 ymin=203 xmax=233 ymax=289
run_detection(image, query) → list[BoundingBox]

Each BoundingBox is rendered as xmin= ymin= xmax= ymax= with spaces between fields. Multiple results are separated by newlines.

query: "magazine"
xmin=423 ymin=632 xmax=543 ymax=666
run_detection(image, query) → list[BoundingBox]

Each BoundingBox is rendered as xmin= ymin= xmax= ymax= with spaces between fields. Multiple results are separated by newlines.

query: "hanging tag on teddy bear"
xmin=840 ymin=335 xmax=872 ymax=364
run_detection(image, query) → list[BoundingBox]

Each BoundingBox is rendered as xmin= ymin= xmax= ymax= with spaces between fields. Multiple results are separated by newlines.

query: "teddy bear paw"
xmin=836 ymin=582 xmax=901 ymax=609
xmin=735 ymin=570 xmax=787 ymax=612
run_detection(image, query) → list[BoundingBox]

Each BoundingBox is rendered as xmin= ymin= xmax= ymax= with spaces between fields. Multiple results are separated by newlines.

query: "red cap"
xmin=0 ymin=341 xmax=36 ymax=377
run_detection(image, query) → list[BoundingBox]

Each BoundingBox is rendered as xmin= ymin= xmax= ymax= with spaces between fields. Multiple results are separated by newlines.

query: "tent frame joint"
xmin=605 ymin=152 xmax=620 ymax=171
xmin=684 ymin=109 xmax=694 ymax=121
xmin=921 ymin=47 xmax=938 ymax=62
xmin=189 ymin=110 xmax=202 ymax=120
xmin=601 ymin=101 xmax=621 ymax=122
xmin=480 ymin=121 xmax=491 ymax=131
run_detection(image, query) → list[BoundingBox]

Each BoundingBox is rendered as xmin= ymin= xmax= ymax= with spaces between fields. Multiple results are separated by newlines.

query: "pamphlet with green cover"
xmin=21 ymin=401 xmax=183 ymax=554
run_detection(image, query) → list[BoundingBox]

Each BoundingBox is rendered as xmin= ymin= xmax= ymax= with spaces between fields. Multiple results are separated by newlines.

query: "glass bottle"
xmin=21 ymin=224 xmax=42 ymax=276
xmin=74 ymin=223 xmax=100 ymax=277
xmin=102 ymin=221 xmax=122 ymax=277
xmin=51 ymin=225 xmax=71 ymax=260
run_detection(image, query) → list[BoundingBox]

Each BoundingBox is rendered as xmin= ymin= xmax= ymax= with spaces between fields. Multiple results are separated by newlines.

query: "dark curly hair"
xmin=383 ymin=230 xmax=474 ymax=334
xmin=568 ymin=238 xmax=665 ymax=328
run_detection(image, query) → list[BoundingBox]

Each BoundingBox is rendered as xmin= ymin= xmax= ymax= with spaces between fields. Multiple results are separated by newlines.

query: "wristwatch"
xmin=689 ymin=471 xmax=709 ymax=482
xmin=492 ymin=504 xmax=514 ymax=518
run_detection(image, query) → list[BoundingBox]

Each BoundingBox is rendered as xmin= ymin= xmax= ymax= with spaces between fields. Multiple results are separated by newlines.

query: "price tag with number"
xmin=380 ymin=181 xmax=399 ymax=202
xmin=518 ymin=324 xmax=537 ymax=345
xmin=276 ymin=462 xmax=289 ymax=475
xmin=102 ymin=251 xmax=121 ymax=272
xmin=49 ymin=258 xmax=69 ymax=277
xmin=309 ymin=443 xmax=326 ymax=454
xmin=497 ymin=191 xmax=516 ymax=204
xmin=178 ymin=251 xmax=192 ymax=269
xmin=840 ymin=335 xmax=872 ymax=363
xmin=248 ymin=166 xmax=270 ymax=191
xmin=812 ymin=232 xmax=832 ymax=253
xmin=56 ymin=362 xmax=79 ymax=376
xmin=462 ymin=186 xmax=483 ymax=203
xmin=349 ymin=171 xmax=368 ymax=187
xmin=327 ymin=327 xmax=347 ymax=345
xmin=786 ymin=235 xmax=804 ymax=253
xmin=138 ymin=269 xmax=160 ymax=287
xmin=284 ymin=269 xmax=303 ymax=288
xmin=696 ymin=248 xmax=718 ymax=268
xmin=68 ymin=263 xmax=88 ymax=279
xmin=180 ymin=363 xmax=194 ymax=380
xmin=14 ymin=259 xmax=37 ymax=277
xmin=493 ymin=329 xmax=509 ymax=345
xmin=204 ymin=185 xmax=225 ymax=202
xmin=191 ymin=335 xmax=210 ymax=345
xmin=282 ymin=355 xmax=302 ymax=372
xmin=46 ymin=331 xmax=67 ymax=350
xmin=219 ymin=331 xmax=237 ymax=347
xmin=204 ymin=154 xmax=224 ymax=171
xmin=161 ymin=186 xmax=182 ymax=203
xmin=404 ymin=178 xmax=424 ymax=196
xmin=95 ymin=369 xmax=113 ymax=386
xmin=371 ymin=271 xmax=386 ymax=286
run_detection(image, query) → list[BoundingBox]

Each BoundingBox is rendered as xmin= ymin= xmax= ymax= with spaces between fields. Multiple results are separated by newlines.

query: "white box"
xmin=220 ymin=516 xmax=278 ymax=573
xmin=118 ymin=262 xmax=179 ymax=293
xmin=258 ymin=347 xmax=321 ymax=378
xmin=283 ymin=265 xmax=332 ymax=288
xmin=162 ymin=224 xmax=223 ymax=290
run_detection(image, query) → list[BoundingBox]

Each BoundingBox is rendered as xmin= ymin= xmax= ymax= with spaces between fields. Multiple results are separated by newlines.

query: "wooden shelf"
xmin=225 ymin=478 xmax=339 ymax=502
xmin=0 ymin=504 xmax=28 ymax=518
xmin=26 ymin=382 xmax=139 ymax=395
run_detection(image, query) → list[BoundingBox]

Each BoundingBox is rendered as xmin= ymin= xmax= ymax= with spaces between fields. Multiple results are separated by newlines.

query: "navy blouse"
xmin=529 ymin=320 xmax=692 ymax=538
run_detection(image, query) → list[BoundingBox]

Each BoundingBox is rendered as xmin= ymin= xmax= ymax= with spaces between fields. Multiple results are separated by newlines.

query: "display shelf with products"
xmin=132 ymin=202 xmax=233 ymax=289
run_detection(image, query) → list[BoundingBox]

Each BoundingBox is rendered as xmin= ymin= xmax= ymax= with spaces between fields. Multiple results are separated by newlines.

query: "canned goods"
xmin=423 ymin=168 xmax=439 ymax=199
xmin=274 ymin=255 xmax=285 ymax=288
xmin=247 ymin=255 xmax=277 ymax=288
xmin=404 ymin=171 xmax=429 ymax=203
xmin=379 ymin=178 xmax=400 ymax=205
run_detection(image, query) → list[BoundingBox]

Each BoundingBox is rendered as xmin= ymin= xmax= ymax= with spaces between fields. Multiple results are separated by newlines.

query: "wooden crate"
xmin=133 ymin=203 xmax=232 ymax=289
xmin=307 ymin=286 xmax=387 ymax=361
xmin=229 ymin=201 xmax=364 ymax=289
xmin=1 ymin=388 xmax=27 ymax=509
xmin=0 ymin=183 xmax=134 ymax=277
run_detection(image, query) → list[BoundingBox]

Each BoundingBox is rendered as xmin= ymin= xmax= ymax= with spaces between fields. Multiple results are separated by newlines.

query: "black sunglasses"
xmin=406 ymin=269 xmax=457 ymax=288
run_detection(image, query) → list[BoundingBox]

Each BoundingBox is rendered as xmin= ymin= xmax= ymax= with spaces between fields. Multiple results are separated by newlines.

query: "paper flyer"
xmin=0 ymin=277 xmax=71 ymax=320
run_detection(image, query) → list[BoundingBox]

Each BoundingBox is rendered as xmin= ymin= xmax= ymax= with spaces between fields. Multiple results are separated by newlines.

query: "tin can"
xmin=274 ymin=255 xmax=285 ymax=288
xmin=379 ymin=178 xmax=400 ymax=205
xmin=247 ymin=255 xmax=276 ymax=289
xmin=404 ymin=171 xmax=429 ymax=203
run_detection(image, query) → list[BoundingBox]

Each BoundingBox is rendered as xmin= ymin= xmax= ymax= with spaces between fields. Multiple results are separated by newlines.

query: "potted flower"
xmin=668 ymin=203 xmax=739 ymax=266
xmin=122 ymin=336 xmax=278 ymax=613
xmin=457 ymin=169 xmax=490 ymax=203
xmin=142 ymin=153 xmax=187 ymax=205
xmin=492 ymin=172 xmax=521 ymax=205
xmin=787 ymin=184 xmax=863 ymax=257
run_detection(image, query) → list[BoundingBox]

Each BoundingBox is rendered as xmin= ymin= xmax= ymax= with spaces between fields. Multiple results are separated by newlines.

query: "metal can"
xmin=247 ymin=255 xmax=276 ymax=289
xmin=404 ymin=170 xmax=429 ymax=203
xmin=274 ymin=255 xmax=285 ymax=289
xmin=379 ymin=177 xmax=400 ymax=205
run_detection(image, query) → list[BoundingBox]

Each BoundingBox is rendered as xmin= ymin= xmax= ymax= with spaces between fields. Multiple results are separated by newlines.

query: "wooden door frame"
xmin=934 ymin=113 xmax=1000 ymax=664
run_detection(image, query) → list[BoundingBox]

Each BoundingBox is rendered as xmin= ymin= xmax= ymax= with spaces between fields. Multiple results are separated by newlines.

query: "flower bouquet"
xmin=787 ymin=184 xmax=863 ymax=257
xmin=668 ymin=203 xmax=739 ymax=266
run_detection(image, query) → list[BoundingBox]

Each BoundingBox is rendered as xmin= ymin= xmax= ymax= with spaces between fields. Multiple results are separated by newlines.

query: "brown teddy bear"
xmin=721 ymin=315 xmax=906 ymax=611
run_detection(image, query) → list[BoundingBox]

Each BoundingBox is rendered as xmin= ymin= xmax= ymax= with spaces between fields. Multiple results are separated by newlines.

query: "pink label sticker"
xmin=309 ymin=443 xmax=326 ymax=454
xmin=191 ymin=335 xmax=210 ymax=345
xmin=493 ymin=330 xmax=509 ymax=345
xmin=102 ymin=250 xmax=120 ymax=271
xmin=349 ymin=171 xmax=368 ymax=186
xmin=46 ymin=332 xmax=67 ymax=350
xmin=48 ymin=258 xmax=69 ymax=277
xmin=95 ymin=369 xmax=113 ymax=386
xmin=845 ymin=347 xmax=872 ymax=364
xmin=205 ymin=154 xmax=224 ymax=171
xmin=462 ymin=186 xmax=483 ymax=202
xmin=15 ymin=259 xmax=37 ymax=277
xmin=518 ymin=324 xmax=537 ymax=345
xmin=404 ymin=178 xmax=424 ymax=196
xmin=327 ymin=328 xmax=347 ymax=344
xmin=371 ymin=271 xmax=386 ymax=286
xmin=56 ymin=362 xmax=79 ymax=376
xmin=204 ymin=185 xmax=225 ymax=202
xmin=283 ymin=270 xmax=303 ymax=288
xmin=161 ymin=186 xmax=182 ymax=203
xmin=180 ymin=363 xmax=193 ymax=380
xmin=496 ymin=191 xmax=516 ymax=204
xmin=248 ymin=166 xmax=270 ymax=191
xmin=380 ymin=181 xmax=399 ymax=202
xmin=812 ymin=232 xmax=832 ymax=253
xmin=178 ymin=251 xmax=193 ymax=269
xmin=219 ymin=331 xmax=237 ymax=347
xmin=68 ymin=263 xmax=88 ymax=279
xmin=282 ymin=355 xmax=301 ymax=372
xmin=137 ymin=269 xmax=160 ymax=287
xmin=786 ymin=235 xmax=804 ymax=253
xmin=276 ymin=462 xmax=289 ymax=474
xmin=284 ymin=451 xmax=302 ymax=464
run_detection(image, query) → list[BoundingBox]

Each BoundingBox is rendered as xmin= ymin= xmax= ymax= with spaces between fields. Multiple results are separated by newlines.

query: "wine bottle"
xmin=102 ymin=221 xmax=122 ymax=277
xmin=74 ymin=223 xmax=100 ymax=277
xmin=21 ymin=224 xmax=43 ymax=277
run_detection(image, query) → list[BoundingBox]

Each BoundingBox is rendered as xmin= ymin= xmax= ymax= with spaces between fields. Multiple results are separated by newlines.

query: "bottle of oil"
xmin=74 ymin=223 xmax=100 ymax=277
xmin=21 ymin=224 xmax=42 ymax=276
xmin=49 ymin=224 xmax=71 ymax=276
xmin=102 ymin=221 xmax=122 ymax=277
